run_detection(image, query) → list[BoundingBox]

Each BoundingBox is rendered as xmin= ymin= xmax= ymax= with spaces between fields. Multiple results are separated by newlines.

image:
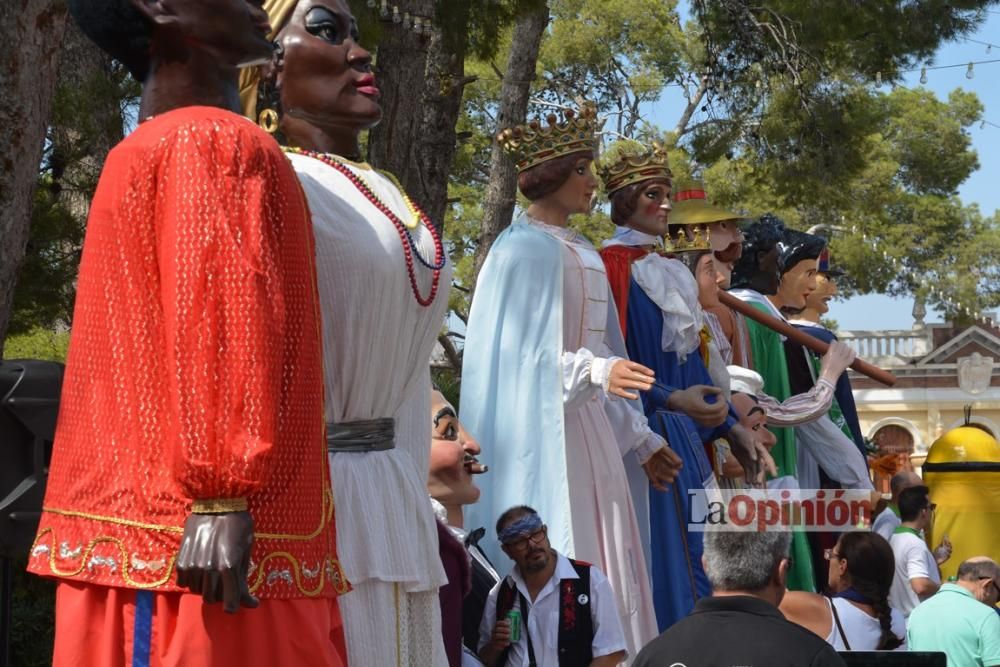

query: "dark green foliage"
xmin=694 ymin=0 xmax=992 ymax=90
xmin=432 ymin=366 xmax=462 ymax=409
xmin=688 ymin=0 xmax=998 ymax=197
xmin=8 ymin=559 xmax=56 ymax=667
xmin=348 ymin=0 xmax=545 ymax=61
xmin=11 ymin=57 xmax=135 ymax=336
xmin=8 ymin=186 xmax=84 ymax=336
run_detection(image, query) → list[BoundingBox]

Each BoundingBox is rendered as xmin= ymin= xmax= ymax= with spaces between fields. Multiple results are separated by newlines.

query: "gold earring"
xmin=258 ymin=108 xmax=280 ymax=134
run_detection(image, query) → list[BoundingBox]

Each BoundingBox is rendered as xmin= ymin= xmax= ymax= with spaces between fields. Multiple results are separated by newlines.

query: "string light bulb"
xmin=920 ymin=67 xmax=927 ymax=84
xmin=875 ymin=71 xmax=882 ymax=85
xmin=966 ymin=62 xmax=974 ymax=79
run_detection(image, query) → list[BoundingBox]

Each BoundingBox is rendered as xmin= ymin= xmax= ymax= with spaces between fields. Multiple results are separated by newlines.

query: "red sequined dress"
xmin=28 ymin=106 xmax=346 ymax=600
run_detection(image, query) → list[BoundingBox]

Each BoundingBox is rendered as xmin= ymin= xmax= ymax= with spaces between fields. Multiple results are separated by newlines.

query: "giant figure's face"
xmin=150 ymin=0 xmax=274 ymax=67
xmin=804 ymin=273 xmax=838 ymax=315
xmin=428 ymin=391 xmax=483 ymax=509
xmin=695 ymin=253 xmax=721 ymax=309
xmin=625 ymin=180 xmax=671 ymax=237
xmin=709 ymin=219 xmax=743 ymax=288
xmin=274 ymin=0 xmax=382 ymax=137
xmin=775 ymin=258 xmax=819 ymax=309
xmin=542 ymin=156 xmax=598 ymax=215
xmin=731 ymin=392 xmax=776 ymax=449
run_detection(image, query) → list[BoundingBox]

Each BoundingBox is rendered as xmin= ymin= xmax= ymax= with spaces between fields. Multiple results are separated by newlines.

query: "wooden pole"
xmin=718 ymin=291 xmax=897 ymax=387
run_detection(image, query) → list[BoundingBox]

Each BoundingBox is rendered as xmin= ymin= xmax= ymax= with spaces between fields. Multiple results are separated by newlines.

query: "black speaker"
xmin=0 ymin=360 xmax=63 ymax=560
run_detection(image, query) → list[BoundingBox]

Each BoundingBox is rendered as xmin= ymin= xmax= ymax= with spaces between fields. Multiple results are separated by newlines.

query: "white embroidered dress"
xmin=290 ymin=151 xmax=451 ymax=667
xmin=531 ymin=218 xmax=663 ymax=661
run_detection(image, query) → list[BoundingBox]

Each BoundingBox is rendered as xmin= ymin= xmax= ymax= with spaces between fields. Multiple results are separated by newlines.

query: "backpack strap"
xmin=494 ymin=577 xmax=538 ymax=666
xmin=495 ymin=577 xmax=517 ymax=665
xmin=557 ymin=559 xmax=594 ymax=665
xmin=496 ymin=576 xmax=517 ymax=619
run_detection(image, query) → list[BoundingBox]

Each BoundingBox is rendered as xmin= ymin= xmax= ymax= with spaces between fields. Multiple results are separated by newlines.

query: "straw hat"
xmin=670 ymin=180 xmax=748 ymax=226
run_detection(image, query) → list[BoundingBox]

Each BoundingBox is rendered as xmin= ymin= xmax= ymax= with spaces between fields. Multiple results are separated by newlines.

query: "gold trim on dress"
xmin=192 ymin=497 xmax=248 ymax=514
xmin=31 ymin=528 xmax=177 ymax=588
xmin=30 ymin=528 xmax=349 ymax=597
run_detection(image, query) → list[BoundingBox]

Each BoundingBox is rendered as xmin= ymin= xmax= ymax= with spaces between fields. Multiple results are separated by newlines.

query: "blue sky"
xmin=642 ymin=9 xmax=1000 ymax=332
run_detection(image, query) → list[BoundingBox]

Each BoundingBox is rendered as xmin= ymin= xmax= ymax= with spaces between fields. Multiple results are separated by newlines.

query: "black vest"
xmin=495 ymin=558 xmax=594 ymax=666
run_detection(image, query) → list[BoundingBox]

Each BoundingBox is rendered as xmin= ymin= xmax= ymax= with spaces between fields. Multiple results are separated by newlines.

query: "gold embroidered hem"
xmin=29 ymin=524 xmax=350 ymax=597
xmin=29 ymin=487 xmax=346 ymax=597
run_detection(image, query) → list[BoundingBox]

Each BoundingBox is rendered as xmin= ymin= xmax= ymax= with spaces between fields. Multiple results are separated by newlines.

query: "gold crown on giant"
xmin=598 ymin=140 xmax=672 ymax=195
xmin=664 ymin=224 xmax=712 ymax=254
xmin=497 ymin=103 xmax=601 ymax=172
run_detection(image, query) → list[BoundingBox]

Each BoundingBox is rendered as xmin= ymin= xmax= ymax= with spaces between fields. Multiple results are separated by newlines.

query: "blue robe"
xmin=624 ymin=278 xmax=738 ymax=630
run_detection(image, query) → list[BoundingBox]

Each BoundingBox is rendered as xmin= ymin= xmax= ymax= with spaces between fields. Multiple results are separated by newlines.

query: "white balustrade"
xmin=837 ymin=329 xmax=932 ymax=364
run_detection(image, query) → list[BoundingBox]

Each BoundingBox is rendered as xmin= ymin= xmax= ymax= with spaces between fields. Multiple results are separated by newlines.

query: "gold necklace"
xmin=314 ymin=152 xmax=421 ymax=230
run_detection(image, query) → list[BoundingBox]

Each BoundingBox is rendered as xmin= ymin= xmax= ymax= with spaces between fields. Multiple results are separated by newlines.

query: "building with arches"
xmin=840 ymin=309 xmax=1000 ymax=492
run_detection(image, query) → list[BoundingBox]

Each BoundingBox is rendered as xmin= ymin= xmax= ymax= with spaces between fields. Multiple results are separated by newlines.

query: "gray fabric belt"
xmin=326 ymin=418 xmax=395 ymax=453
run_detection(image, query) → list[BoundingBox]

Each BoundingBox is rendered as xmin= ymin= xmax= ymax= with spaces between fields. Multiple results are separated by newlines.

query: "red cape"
xmin=599 ymin=245 xmax=651 ymax=333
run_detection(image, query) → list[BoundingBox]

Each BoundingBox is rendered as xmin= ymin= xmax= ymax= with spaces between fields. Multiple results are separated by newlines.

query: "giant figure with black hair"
xmin=28 ymin=1 xmax=347 ymax=664
xmin=730 ymin=219 xmax=872 ymax=592
xmin=238 ymin=0 xmax=455 ymax=663
xmin=730 ymin=216 xmax=823 ymax=592
xmin=787 ymin=249 xmax=867 ymax=461
xmin=786 ymin=246 xmax=874 ymax=588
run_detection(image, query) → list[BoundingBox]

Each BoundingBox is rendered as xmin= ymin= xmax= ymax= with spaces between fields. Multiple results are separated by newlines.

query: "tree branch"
xmin=673 ymin=74 xmax=709 ymax=137
xmin=437 ymin=332 xmax=462 ymax=370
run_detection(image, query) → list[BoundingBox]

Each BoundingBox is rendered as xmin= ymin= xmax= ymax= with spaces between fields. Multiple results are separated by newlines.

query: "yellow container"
xmin=923 ymin=426 xmax=1000 ymax=582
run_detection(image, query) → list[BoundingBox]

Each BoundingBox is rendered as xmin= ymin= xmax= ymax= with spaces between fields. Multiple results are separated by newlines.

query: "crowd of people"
xmin=23 ymin=0 xmax=999 ymax=666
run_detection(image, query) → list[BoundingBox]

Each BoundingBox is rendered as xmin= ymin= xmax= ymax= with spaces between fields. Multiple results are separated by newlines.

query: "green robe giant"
xmin=734 ymin=291 xmax=816 ymax=592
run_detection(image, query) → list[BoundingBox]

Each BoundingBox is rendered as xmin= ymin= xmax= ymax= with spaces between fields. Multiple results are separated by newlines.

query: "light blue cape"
xmin=460 ymin=221 xmax=571 ymax=567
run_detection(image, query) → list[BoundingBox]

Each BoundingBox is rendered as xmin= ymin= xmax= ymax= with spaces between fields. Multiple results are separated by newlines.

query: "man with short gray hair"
xmin=907 ymin=556 xmax=1000 ymax=666
xmin=634 ymin=529 xmax=845 ymax=666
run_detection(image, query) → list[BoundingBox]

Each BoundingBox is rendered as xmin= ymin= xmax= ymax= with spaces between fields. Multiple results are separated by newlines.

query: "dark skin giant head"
xmin=127 ymin=0 xmax=274 ymax=117
xmin=266 ymin=0 xmax=382 ymax=157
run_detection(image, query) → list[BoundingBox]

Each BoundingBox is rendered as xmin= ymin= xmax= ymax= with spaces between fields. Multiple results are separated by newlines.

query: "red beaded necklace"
xmin=285 ymin=147 xmax=444 ymax=307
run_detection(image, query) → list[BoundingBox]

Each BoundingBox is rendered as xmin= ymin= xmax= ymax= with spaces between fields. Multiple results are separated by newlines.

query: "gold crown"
xmin=597 ymin=139 xmax=672 ymax=195
xmin=497 ymin=103 xmax=602 ymax=172
xmin=664 ymin=224 xmax=712 ymax=254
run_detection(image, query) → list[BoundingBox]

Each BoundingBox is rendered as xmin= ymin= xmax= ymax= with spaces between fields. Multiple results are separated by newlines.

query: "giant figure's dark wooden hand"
xmin=176 ymin=511 xmax=259 ymax=614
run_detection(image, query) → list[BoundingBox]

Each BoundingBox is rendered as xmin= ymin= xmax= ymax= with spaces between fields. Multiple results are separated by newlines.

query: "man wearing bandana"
xmin=478 ymin=507 xmax=628 ymax=667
